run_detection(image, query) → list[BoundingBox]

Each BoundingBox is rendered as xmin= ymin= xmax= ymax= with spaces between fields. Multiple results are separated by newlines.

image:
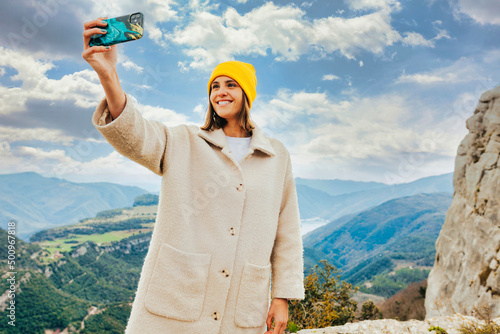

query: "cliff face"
xmin=425 ymin=86 xmax=500 ymax=318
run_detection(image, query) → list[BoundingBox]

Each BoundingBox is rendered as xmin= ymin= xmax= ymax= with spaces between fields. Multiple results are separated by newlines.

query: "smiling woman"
xmin=82 ymin=17 xmax=305 ymax=334
xmin=202 ymin=61 xmax=257 ymax=139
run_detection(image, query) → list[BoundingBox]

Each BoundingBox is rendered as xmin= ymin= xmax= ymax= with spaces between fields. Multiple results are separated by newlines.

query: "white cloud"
xmin=0 ymin=49 xmax=103 ymax=114
xmin=148 ymin=25 xmax=164 ymax=45
xmin=251 ymin=89 xmax=463 ymax=183
xmin=359 ymin=60 xmax=364 ymax=67
xmin=164 ymin=2 xmax=449 ymax=70
xmin=0 ymin=142 xmax=25 ymax=172
xmin=19 ymin=146 xmax=68 ymax=160
xmin=395 ymin=57 xmax=487 ymax=85
xmin=64 ymin=150 xmax=163 ymax=192
xmin=452 ymin=0 xmax=500 ymax=25
xmin=0 ymin=126 xmax=74 ymax=144
xmin=0 ymin=47 xmax=189 ymax=150
xmin=345 ymin=0 xmax=401 ymax=11
xmin=132 ymin=99 xmax=191 ymax=126
xmin=166 ymin=2 xmax=408 ymax=69
xmin=192 ymin=103 xmax=206 ymax=122
xmin=396 ymin=73 xmax=454 ymax=84
xmin=122 ymin=60 xmax=144 ymax=72
xmin=87 ymin=0 xmax=177 ymax=25
xmin=401 ymin=32 xmax=435 ymax=47
xmin=433 ymin=28 xmax=451 ymax=41
xmin=322 ymin=74 xmax=340 ymax=81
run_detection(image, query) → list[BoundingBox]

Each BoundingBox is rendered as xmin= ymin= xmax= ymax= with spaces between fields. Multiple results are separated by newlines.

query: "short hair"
xmin=200 ymin=89 xmax=255 ymax=134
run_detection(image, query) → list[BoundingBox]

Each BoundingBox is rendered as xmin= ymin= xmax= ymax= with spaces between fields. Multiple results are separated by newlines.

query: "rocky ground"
xmin=297 ymin=314 xmax=500 ymax=334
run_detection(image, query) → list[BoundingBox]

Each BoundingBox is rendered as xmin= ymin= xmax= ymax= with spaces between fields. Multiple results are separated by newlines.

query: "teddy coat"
xmin=91 ymin=92 xmax=305 ymax=334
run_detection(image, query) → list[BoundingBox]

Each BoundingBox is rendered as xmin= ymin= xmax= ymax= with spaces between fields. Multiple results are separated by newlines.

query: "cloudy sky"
xmin=0 ymin=0 xmax=499 ymax=193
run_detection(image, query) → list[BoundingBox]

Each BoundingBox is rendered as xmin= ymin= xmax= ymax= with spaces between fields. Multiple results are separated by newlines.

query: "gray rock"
xmin=296 ymin=314 xmax=500 ymax=334
xmin=425 ymin=85 xmax=500 ymax=318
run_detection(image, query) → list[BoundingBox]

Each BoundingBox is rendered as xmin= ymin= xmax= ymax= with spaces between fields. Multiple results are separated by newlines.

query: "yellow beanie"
xmin=207 ymin=60 xmax=257 ymax=109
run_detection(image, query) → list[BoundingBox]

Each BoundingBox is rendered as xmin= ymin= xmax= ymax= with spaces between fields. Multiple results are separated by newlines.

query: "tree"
xmin=359 ymin=299 xmax=383 ymax=320
xmin=288 ymin=259 xmax=358 ymax=331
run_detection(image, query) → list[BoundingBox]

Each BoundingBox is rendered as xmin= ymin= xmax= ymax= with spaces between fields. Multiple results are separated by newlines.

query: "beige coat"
xmin=92 ymin=92 xmax=305 ymax=334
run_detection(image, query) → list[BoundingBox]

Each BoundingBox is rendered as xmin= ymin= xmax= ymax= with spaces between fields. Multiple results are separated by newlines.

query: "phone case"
xmin=89 ymin=12 xmax=144 ymax=47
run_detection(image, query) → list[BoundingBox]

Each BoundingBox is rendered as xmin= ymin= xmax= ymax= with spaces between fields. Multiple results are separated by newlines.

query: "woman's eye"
xmin=228 ymin=83 xmax=236 ymax=87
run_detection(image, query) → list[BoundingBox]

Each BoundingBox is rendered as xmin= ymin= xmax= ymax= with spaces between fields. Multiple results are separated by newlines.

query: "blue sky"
xmin=0 ymin=0 xmax=499 ymax=193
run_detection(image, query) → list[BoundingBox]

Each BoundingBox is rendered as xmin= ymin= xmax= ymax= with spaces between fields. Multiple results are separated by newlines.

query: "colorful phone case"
xmin=89 ymin=12 xmax=144 ymax=47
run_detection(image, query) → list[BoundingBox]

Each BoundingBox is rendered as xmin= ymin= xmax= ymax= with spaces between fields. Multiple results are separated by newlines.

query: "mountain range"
xmin=0 ymin=172 xmax=147 ymax=240
xmin=0 ymin=171 xmax=453 ymax=242
xmin=0 ymin=175 xmax=454 ymax=332
xmin=295 ymin=173 xmax=453 ymax=220
xmin=303 ymin=192 xmax=453 ymax=284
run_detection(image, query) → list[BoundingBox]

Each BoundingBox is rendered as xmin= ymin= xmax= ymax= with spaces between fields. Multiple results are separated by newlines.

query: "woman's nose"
xmin=217 ymin=87 xmax=228 ymax=96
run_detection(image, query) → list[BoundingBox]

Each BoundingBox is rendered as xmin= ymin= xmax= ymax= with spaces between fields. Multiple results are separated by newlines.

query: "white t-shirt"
xmin=226 ymin=135 xmax=252 ymax=163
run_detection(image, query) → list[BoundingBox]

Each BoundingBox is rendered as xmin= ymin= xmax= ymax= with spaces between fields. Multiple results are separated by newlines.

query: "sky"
xmin=0 ymin=0 xmax=499 ymax=193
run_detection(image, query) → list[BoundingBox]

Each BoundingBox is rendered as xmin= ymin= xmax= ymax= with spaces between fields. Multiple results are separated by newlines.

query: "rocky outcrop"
xmin=296 ymin=314 xmax=500 ymax=334
xmin=425 ymin=85 xmax=500 ymax=318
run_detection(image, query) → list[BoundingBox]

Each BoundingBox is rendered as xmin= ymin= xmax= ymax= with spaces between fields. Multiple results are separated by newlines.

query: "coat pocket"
xmin=234 ymin=261 xmax=272 ymax=328
xmin=144 ymin=242 xmax=211 ymax=321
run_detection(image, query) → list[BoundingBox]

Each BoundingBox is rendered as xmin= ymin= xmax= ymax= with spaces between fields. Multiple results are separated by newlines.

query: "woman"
xmin=82 ymin=17 xmax=305 ymax=334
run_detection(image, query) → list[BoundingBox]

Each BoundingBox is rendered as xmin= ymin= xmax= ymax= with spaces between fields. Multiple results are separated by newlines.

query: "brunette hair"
xmin=200 ymin=89 xmax=256 ymax=134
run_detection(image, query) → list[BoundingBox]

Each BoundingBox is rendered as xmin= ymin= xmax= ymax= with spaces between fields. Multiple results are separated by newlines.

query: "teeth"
xmin=218 ymin=101 xmax=231 ymax=105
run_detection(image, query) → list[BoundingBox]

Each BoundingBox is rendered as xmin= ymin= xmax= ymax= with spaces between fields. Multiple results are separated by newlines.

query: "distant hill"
xmin=0 ymin=172 xmax=148 ymax=241
xmin=295 ymin=178 xmax=387 ymax=196
xmin=303 ymin=192 xmax=453 ymax=284
xmin=296 ymin=173 xmax=453 ymax=220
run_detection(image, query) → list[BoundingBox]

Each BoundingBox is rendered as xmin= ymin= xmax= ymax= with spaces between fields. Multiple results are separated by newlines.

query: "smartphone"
xmin=89 ymin=12 xmax=144 ymax=47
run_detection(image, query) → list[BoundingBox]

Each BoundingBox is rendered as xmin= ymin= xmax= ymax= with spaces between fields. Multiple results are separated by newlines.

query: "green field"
xmin=36 ymin=228 xmax=151 ymax=259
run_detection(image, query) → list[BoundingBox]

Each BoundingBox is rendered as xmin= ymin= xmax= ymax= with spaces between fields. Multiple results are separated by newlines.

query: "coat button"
xmin=229 ymin=227 xmax=235 ymax=236
xmin=236 ymin=184 xmax=244 ymax=191
xmin=212 ymin=311 xmax=220 ymax=320
xmin=221 ymin=269 xmax=230 ymax=277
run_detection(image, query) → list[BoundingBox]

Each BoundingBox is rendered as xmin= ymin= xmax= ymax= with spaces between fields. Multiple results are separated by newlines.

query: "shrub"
xmin=458 ymin=306 xmax=500 ymax=334
xmin=429 ymin=326 xmax=448 ymax=334
xmin=359 ymin=299 xmax=383 ymax=320
xmin=288 ymin=259 xmax=358 ymax=331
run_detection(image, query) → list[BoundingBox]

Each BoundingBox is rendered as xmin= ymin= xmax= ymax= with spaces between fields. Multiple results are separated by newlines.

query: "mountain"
xmin=0 ymin=172 xmax=148 ymax=241
xmin=302 ymin=192 xmax=453 ymax=284
xmin=296 ymin=173 xmax=453 ymax=221
xmin=294 ymin=178 xmax=387 ymax=196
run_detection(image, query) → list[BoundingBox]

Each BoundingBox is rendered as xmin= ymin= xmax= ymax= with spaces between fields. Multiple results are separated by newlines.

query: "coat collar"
xmin=197 ymin=123 xmax=276 ymax=157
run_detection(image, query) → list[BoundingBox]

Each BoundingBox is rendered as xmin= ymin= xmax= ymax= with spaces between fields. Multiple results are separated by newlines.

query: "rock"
xmin=296 ymin=314 xmax=500 ymax=334
xmin=425 ymin=85 xmax=500 ymax=318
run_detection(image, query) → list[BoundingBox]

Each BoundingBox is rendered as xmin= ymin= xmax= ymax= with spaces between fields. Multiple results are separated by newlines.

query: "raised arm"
xmin=82 ymin=17 xmax=171 ymax=177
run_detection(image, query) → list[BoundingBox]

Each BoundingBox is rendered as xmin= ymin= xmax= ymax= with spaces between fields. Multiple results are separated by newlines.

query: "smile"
xmin=217 ymin=101 xmax=232 ymax=105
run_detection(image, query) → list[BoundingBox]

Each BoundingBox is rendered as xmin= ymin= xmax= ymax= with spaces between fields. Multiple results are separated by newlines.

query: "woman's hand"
xmin=81 ymin=16 xmax=126 ymax=118
xmin=265 ymin=298 xmax=288 ymax=334
xmin=81 ymin=17 xmax=117 ymax=78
